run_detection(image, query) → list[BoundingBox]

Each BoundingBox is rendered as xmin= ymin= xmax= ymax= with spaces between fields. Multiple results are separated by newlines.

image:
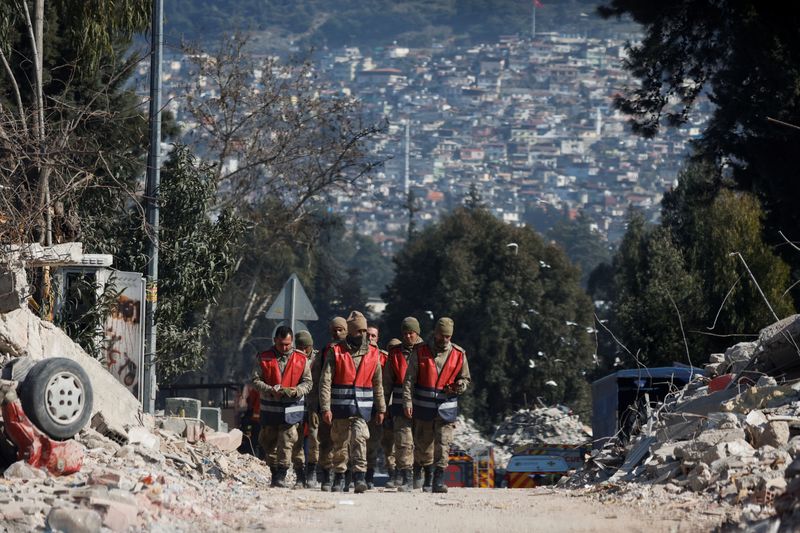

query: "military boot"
xmin=413 ymin=465 xmax=423 ymax=489
xmin=396 ymin=469 xmax=413 ymax=492
xmin=354 ymin=471 xmax=368 ymax=494
xmin=269 ymin=467 xmax=278 ymax=488
xmin=306 ymin=463 xmax=319 ymax=489
xmin=330 ymin=472 xmax=345 ymax=492
xmin=384 ymin=468 xmax=397 ymax=489
xmin=273 ymin=467 xmax=288 ymax=488
xmin=293 ymin=466 xmax=306 ymax=489
xmin=343 ymin=469 xmax=352 ymax=492
xmin=422 ymin=466 xmax=433 ymax=493
xmin=365 ymin=468 xmax=375 ymax=489
xmin=432 ymin=467 xmax=448 ymax=493
xmin=320 ymin=469 xmax=332 ymax=492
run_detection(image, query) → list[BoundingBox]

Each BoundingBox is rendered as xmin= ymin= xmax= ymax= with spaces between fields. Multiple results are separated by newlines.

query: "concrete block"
xmin=0 ymin=261 xmax=28 ymax=313
xmin=47 ymin=508 xmax=102 ymax=533
xmin=90 ymin=497 xmax=138 ymax=531
xmin=160 ymin=416 xmax=188 ymax=435
xmin=201 ymin=407 xmax=222 ymax=431
xmin=759 ymin=421 xmax=791 ymax=449
xmin=165 ymin=397 xmax=201 ymax=419
xmin=204 ymin=429 xmax=243 ymax=452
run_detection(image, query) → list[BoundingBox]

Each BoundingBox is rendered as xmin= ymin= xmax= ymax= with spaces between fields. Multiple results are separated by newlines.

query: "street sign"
xmin=265 ymin=274 xmax=318 ymax=334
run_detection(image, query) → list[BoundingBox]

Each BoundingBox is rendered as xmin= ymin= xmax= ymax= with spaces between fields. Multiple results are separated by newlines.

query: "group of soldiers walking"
xmin=249 ymin=310 xmax=471 ymax=494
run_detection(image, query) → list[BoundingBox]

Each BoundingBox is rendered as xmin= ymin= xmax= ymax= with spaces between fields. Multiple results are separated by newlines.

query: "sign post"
xmin=265 ymin=274 xmax=318 ymax=336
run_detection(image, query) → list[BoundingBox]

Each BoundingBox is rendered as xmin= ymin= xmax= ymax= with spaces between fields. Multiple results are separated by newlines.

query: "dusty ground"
xmin=158 ymin=486 xmax=731 ymax=533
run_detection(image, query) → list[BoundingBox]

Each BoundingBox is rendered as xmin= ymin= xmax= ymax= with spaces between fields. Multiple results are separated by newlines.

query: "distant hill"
xmin=164 ymin=0 xmax=631 ymax=48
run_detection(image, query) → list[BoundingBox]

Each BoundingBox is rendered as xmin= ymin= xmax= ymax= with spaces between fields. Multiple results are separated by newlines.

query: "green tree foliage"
xmin=108 ymin=146 xmax=246 ymax=384
xmin=609 ymin=211 xmax=704 ymax=368
xmin=548 ymin=214 xmax=612 ymax=287
xmin=696 ymin=190 xmax=794 ymax=338
xmin=606 ymin=175 xmax=796 ymax=368
xmin=599 ymin=2 xmax=800 ymax=287
xmin=382 ymin=207 xmax=595 ymax=429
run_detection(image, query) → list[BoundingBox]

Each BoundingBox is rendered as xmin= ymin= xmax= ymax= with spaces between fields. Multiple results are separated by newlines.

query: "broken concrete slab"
xmin=203 ymin=429 xmax=243 ymax=452
xmin=759 ymin=421 xmax=791 ymax=449
xmin=47 ymin=507 xmax=102 ymax=533
xmin=201 ymin=407 xmax=223 ymax=431
xmin=165 ymin=397 xmax=202 ymax=419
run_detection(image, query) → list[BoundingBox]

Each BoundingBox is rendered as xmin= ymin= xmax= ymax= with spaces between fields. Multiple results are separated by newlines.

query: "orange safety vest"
xmin=388 ymin=346 xmax=409 ymax=416
xmin=413 ymin=343 xmax=464 ymax=423
xmin=258 ymin=348 xmax=307 ymax=425
xmin=330 ymin=342 xmax=380 ymax=420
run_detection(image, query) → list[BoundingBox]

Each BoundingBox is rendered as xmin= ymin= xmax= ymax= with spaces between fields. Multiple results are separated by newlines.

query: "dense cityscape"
xmin=153 ymin=30 xmax=712 ymax=254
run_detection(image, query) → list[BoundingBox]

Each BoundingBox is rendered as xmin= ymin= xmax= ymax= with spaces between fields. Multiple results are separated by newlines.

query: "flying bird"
xmin=507 ymin=242 xmax=519 ymax=255
xmin=520 ymin=322 xmax=531 ymax=330
xmin=528 ymin=359 xmax=536 ymax=369
xmin=544 ymin=380 xmax=557 ymax=387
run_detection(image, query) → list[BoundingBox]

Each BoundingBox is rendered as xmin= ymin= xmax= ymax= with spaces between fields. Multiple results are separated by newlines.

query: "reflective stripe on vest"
xmin=388 ymin=346 xmax=409 ymax=416
xmin=413 ymin=344 xmax=463 ymax=423
xmin=331 ymin=343 xmax=380 ymax=420
xmin=258 ymin=349 xmax=307 ymax=425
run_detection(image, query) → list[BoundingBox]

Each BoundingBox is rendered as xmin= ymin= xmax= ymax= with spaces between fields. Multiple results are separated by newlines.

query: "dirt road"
xmin=198 ymin=487 xmax=730 ymax=533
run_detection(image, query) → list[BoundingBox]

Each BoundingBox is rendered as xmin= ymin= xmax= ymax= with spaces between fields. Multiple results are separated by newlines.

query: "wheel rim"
xmin=44 ymin=371 xmax=85 ymax=426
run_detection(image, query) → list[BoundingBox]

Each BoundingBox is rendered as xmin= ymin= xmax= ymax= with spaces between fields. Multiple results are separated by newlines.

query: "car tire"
xmin=18 ymin=358 xmax=94 ymax=440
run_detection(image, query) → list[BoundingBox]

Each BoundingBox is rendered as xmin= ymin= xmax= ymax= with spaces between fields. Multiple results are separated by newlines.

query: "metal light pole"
xmin=143 ymin=0 xmax=163 ymax=414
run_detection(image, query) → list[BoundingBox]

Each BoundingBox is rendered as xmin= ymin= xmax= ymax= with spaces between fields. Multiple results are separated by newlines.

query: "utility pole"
xmin=404 ymin=119 xmax=410 ymax=197
xmin=143 ymin=0 xmax=163 ymax=414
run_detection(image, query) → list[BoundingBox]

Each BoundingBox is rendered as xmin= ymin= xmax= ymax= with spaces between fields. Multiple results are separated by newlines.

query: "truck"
xmin=446 ymin=447 xmax=496 ymax=488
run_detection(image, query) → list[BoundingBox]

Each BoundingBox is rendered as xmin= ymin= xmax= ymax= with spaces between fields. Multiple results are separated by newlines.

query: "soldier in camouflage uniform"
xmin=365 ymin=324 xmax=394 ymax=489
xmin=290 ymin=330 xmax=318 ymax=488
xmin=318 ymin=317 xmax=347 ymax=491
xmin=252 ymin=326 xmax=313 ymax=488
xmin=384 ymin=317 xmax=423 ymax=491
xmin=403 ymin=317 xmax=470 ymax=493
xmin=320 ymin=311 xmax=386 ymax=493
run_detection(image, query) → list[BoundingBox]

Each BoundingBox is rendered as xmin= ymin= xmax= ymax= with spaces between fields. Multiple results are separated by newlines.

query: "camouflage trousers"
xmin=366 ymin=417 xmax=395 ymax=470
xmin=393 ymin=415 xmax=414 ymax=470
xmin=318 ymin=414 xmax=334 ymax=470
xmin=331 ymin=417 xmax=369 ymax=473
xmin=291 ymin=411 xmax=321 ymax=468
xmin=413 ymin=417 xmax=454 ymax=470
xmin=258 ymin=423 xmax=299 ymax=469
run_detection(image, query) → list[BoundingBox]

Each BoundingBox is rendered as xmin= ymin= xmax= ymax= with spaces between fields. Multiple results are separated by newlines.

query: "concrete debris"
xmin=0 ymin=422 xmax=278 ymax=532
xmin=569 ymin=314 xmax=800 ymax=531
xmin=492 ymin=407 xmax=591 ymax=449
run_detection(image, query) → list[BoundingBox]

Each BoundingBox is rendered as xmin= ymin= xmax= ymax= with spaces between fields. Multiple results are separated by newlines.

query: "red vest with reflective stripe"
xmin=413 ymin=343 xmax=464 ymax=422
xmin=388 ymin=346 xmax=409 ymax=415
xmin=258 ymin=348 xmax=307 ymax=425
xmin=259 ymin=349 xmax=306 ymax=387
xmin=331 ymin=342 xmax=379 ymax=420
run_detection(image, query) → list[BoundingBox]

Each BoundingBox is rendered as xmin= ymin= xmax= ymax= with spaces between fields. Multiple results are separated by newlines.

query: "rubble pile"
xmin=0 ymin=419 xmax=281 ymax=532
xmin=493 ymin=407 xmax=591 ymax=451
xmin=571 ymin=314 xmax=800 ymax=530
xmin=452 ymin=416 xmax=512 ymax=467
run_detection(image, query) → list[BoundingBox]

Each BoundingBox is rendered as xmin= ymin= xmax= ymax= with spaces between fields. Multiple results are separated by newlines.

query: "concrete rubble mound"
xmin=569 ymin=314 xmax=800 ymax=531
xmin=493 ymin=407 xmax=592 ymax=449
xmin=0 ymin=419 xmax=273 ymax=531
xmin=452 ymin=407 xmax=592 ymax=469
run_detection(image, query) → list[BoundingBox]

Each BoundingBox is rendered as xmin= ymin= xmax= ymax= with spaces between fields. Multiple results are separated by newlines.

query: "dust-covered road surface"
xmin=231 ymin=487 xmax=730 ymax=533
